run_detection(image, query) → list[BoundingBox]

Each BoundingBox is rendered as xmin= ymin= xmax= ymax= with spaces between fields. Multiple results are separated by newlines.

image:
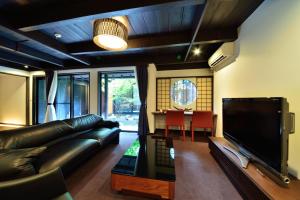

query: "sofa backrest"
xmin=63 ymin=114 xmax=103 ymax=132
xmin=0 ymin=121 xmax=73 ymax=149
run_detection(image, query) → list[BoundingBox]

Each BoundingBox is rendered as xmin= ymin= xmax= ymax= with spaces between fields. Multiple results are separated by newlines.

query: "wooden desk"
xmin=152 ymin=111 xmax=217 ymax=136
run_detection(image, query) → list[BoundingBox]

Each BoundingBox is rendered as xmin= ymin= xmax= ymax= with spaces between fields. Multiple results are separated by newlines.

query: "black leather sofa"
xmin=0 ymin=168 xmax=73 ymax=200
xmin=0 ymin=114 xmax=120 ymax=199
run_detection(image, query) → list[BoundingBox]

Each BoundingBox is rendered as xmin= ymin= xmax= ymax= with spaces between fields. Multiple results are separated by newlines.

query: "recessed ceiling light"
xmin=193 ymin=48 xmax=201 ymax=56
xmin=24 ymin=65 xmax=29 ymax=69
xmin=54 ymin=33 xmax=62 ymax=39
xmin=176 ymin=54 xmax=182 ymax=61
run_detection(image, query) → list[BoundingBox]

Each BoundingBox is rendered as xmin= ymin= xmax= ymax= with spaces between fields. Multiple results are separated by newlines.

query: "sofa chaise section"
xmin=0 ymin=114 xmax=120 ymax=179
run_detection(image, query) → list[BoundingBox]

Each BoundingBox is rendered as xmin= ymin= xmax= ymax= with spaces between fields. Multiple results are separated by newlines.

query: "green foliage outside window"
xmin=110 ymin=79 xmax=140 ymax=113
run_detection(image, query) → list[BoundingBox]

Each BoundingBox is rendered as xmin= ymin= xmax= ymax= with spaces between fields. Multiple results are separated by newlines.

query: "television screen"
xmin=223 ymin=98 xmax=284 ymax=173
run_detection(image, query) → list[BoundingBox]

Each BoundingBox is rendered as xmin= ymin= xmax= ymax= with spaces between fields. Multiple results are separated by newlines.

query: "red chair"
xmin=165 ymin=110 xmax=185 ymax=141
xmin=191 ymin=111 xmax=213 ymax=142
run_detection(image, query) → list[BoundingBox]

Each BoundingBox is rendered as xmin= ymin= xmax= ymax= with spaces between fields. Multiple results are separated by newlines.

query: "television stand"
xmin=223 ymin=145 xmax=249 ymax=168
xmin=209 ymin=137 xmax=300 ymax=200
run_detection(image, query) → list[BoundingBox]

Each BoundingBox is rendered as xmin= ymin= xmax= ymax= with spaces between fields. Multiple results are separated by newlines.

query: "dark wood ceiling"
xmin=0 ymin=0 xmax=264 ymax=71
xmin=38 ymin=5 xmax=198 ymax=44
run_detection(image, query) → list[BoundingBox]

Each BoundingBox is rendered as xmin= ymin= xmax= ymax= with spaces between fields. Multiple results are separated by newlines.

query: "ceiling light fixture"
xmin=93 ymin=18 xmax=128 ymax=51
xmin=54 ymin=33 xmax=62 ymax=39
xmin=193 ymin=48 xmax=201 ymax=56
xmin=24 ymin=65 xmax=29 ymax=69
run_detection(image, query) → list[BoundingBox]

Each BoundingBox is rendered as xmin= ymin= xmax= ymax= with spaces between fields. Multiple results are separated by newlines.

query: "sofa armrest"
xmin=97 ymin=120 xmax=120 ymax=128
xmin=0 ymin=167 xmax=73 ymax=200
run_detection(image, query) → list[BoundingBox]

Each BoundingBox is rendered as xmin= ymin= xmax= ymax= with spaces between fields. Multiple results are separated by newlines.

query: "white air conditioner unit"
xmin=208 ymin=42 xmax=237 ymax=71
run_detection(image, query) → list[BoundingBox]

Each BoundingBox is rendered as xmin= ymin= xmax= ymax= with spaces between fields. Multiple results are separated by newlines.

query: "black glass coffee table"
xmin=111 ymin=134 xmax=176 ymax=199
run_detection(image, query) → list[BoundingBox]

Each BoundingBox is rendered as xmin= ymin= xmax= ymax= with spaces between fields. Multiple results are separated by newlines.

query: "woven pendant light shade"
xmin=93 ymin=18 xmax=128 ymax=51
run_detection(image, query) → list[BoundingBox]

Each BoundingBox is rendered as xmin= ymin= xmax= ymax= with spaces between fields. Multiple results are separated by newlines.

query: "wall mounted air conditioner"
xmin=208 ymin=42 xmax=237 ymax=71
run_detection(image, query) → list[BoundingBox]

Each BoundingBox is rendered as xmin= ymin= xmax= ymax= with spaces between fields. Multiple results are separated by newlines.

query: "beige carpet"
xmin=66 ymin=132 xmax=242 ymax=200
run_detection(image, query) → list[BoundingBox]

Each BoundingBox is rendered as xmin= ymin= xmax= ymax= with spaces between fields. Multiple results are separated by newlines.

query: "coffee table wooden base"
xmin=111 ymin=174 xmax=175 ymax=199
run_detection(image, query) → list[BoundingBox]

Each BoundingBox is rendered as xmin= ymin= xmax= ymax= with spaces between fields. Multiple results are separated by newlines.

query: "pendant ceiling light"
xmin=93 ymin=18 xmax=128 ymax=51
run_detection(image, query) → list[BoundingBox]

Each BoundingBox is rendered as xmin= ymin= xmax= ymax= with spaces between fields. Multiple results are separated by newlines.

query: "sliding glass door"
xmin=73 ymin=74 xmax=89 ymax=117
xmin=55 ymin=75 xmax=71 ymax=120
xmin=34 ymin=77 xmax=47 ymax=124
xmin=99 ymin=71 xmax=140 ymax=131
xmin=33 ymin=73 xmax=89 ymax=124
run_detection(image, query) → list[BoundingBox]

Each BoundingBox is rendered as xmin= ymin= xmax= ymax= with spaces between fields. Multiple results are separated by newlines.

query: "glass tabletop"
xmin=112 ymin=134 xmax=176 ymax=181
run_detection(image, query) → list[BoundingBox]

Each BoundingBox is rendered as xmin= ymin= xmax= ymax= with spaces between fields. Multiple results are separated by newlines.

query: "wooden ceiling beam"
xmin=0 ymin=59 xmax=38 ymax=71
xmin=0 ymin=36 xmax=63 ymax=67
xmin=0 ymin=50 xmax=42 ymax=69
xmin=156 ymin=62 xmax=209 ymax=71
xmin=184 ymin=1 xmax=209 ymax=61
xmin=0 ymin=22 xmax=90 ymax=66
xmin=15 ymin=0 xmax=205 ymax=32
xmin=67 ymin=31 xmax=190 ymax=56
xmin=64 ymin=53 xmax=207 ymax=69
xmin=22 ymin=31 xmax=91 ymax=65
xmin=194 ymin=28 xmax=238 ymax=44
xmin=67 ymin=29 xmax=237 ymax=56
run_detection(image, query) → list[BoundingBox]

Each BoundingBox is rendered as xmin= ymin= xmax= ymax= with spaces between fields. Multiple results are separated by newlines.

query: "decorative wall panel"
xmin=156 ymin=76 xmax=213 ymax=111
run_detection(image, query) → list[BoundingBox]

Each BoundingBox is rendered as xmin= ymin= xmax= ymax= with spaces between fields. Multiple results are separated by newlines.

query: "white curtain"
xmin=44 ymin=71 xmax=58 ymax=122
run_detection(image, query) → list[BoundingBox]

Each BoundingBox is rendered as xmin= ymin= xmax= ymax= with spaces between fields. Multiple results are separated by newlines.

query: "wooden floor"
xmin=66 ymin=132 xmax=242 ymax=200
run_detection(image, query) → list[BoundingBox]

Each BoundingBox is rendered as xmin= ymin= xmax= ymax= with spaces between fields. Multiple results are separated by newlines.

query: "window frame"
xmin=97 ymin=70 xmax=136 ymax=116
xmin=97 ymin=70 xmax=139 ymax=133
xmin=32 ymin=76 xmax=47 ymax=124
xmin=32 ymin=73 xmax=90 ymax=124
xmin=156 ymin=76 xmax=214 ymax=111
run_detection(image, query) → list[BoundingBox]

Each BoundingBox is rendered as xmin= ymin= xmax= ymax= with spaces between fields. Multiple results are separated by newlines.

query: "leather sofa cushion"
xmin=76 ymin=127 xmax=120 ymax=146
xmin=63 ymin=114 xmax=103 ymax=132
xmin=37 ymin=139 xmax=98 ymax=174
xmin=97 ymin=120 xmax=119 ymax=128
xmin=0 ymin=167 xmax=72 ymax=200
xmin=0 ymin=147 xmax=46 ymax=181
xmin=0 ymin=121 xmax=73 ymax=149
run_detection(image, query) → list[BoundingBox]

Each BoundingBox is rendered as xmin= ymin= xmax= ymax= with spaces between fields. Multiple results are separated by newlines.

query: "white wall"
xmin=0 ymin=72 xmax=27 ymax=125
xmin=147 ymin=64 xmax=157 ymax=133
xmin=0 ymin=66 xmax=30 ymax=126
xmin=0 ymin=66 xmax=45 ymax=124
xmin=213 ymin=0 xmax=300 ymax=178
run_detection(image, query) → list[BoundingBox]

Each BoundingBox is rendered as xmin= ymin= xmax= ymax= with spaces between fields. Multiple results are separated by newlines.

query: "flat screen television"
xmin=222 ymin=97 xmax=293 ymax=184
